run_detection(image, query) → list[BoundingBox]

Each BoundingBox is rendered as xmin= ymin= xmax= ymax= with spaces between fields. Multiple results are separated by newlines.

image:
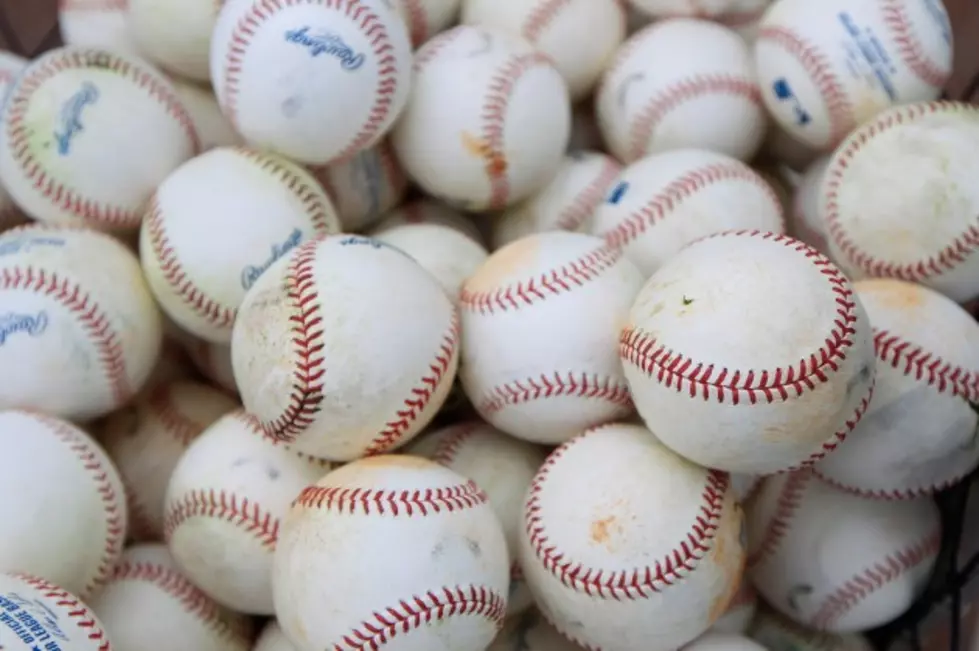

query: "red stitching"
xmin=812 ymin=467 xmax=970 ymax=501
xmin=35 ymin=414 xmax=124 ymax=597
xmin=259 ymin=240 xmax=326 ymax=442
xmin=146 ymin=383 xmax=204 ymax=447
xmin=221 ymin=0 xmax=400 ymax=162
xmin=163 ymin=488 xmax=279 ymax=548
xmin=602 ymin=162 xmax=784 ymax=251
xmin=4 ymin=49 xmax=199 ymax=229
xmin=619 ymin=231 xmax=859 ymax=407
xmin=477 ymin=372 xmax=633 ymax=416
xmin=365 ymin=313 xmax=460 ymax=456
xmin=627 ymin=74 xmax=762 ymax=162
xmin=335 ymin=586 xmax=506 ymax=651
xmin=12 ymin=574 xmax=111 ymax=651
xmin=431 ymin=421 xmax=484 ymax=466
xmin=874 ymin=329 xmax=979 ymax=402
xmin=481 ymin=52 xmax=554 ymax=210
xmin=810 ymin=528 xmax=941 ymax=630
xmin=746 ymin=470 xmax=812 ymax=568
xmin=756 ymin=26 xmax=853 ymax=147
xmin=823 ymin=102 xmax=979 ymax=284
xmin=459 ymin=243 xmax=623 ymax=315
xmin=0 ymin=266 xmax=132 ymax=406
xmin=400 ymin=0 xmax=428 ymax=46
xmin=110 ymin=560 xmax=252 ymax=645
xmin=412 ymin=26 xmax=467 ymax=70
xmin=233 ymin=408 xmax=335 ymax=469
xmin=880 ymin=0 xmax=949 ymax=88
xmin=522 ymin=0 xmax=572 ymax=42
xmin=120 ymin=473 xmax=158 ymax=542
xmin=294 ymin=479 xmax=488 ymax=515
xmin=526 ymin=439 xmax=730 ymax=599
xmin=788 ymin=376 xmax=874 ymax=471
xmin=556 ymin=156 xmax=622 ymax=231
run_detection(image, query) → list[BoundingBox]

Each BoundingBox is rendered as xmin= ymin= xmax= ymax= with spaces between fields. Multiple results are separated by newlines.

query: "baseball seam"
xmin=746 ymin=470 xmax=812 ymax=568
xmin=783 ymin=377 xmax=874 ymax=472
xmin=880 ymin=0 xmax=950 ymax=88
xmin=400 ymin=0 xmax=429 ymax=46
xmin=521 ymin=0 xmax=572 ymax=43
xmin=13 ymin=574 xmax=111 ymax=651
xmin=603 ymin=162 xmax=784 ymax=251
xmin=4 ymin=49 xmax=199 ymax=229
xmin=110 ymin=560 xmax=251 ymax=645
xmin=459 ymin=243 xmax=623 ymax=314
xmin=294 ymin=479 xmax=488 ymax=515
xmin=336 ymin=586 xmax=507 ymax=651
xmin=627 ymin=74 xmax=762 ymax=162
xmin=413 ymin=26 xmax=466 ymax=70
xmin=476 ymin=371 xmax=634 ymax=417
xmin=813 ymin=467 xmax=971 ymax=501
xmin=810 ymin=527 xmax=941 ymax=630
xmin=756 ymin=26 xmax=853 ymax=148
xmin=163 ymin=488 xmax=279 ymax=548
xmin=120 ymin=473 xmax=159 ymax=542
xmin=147 ymin=383 xmax=206 ymax=447
xmin=875 ymin=329 xmax=979 ymax=403
xmin=0 ymin=266 xmax=132 ymax=406
xmin=431 ymin=421 xmax=485 ymax=466
xmin=823 ymin=102 xmax=979 ymax=284
xmin=222 ymin=0 xmax=399 ymax=162
xmin=364 ymin=311 xmax=460 ymax=456
xmin=556 ymin=157 xmax=622 ymax=231
xmin=234 ymin=408 xmax=335 ymax=469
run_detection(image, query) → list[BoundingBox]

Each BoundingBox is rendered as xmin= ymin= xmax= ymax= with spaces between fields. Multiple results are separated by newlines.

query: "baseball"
xmin=0 ymin=225 xmax=163 ymax=422
xmin=789 ymin=154 xmax=831 ymax=256
xmin=58 ymin=0 xmax=141 ymax=56
xmin=168 ymin=76 xmax=244 ymax=151
xmin=682 ymin=633 xmax=767 ymax=651
xmin=592 ymin=149 xmax=785 ymax=277
xmin=371 ymin=198 xmax=484 ymax=244
xmin=393 ymin=0 xmax=463 ymax=48
xmin=749 ymin=608 xmax=875 ymax=651
xmin=140 ymin=146 xmax=340 ymax=344
xmin=487 ymin=609 xmax=584 ymax=651
xmin=127 ymin=0 xmax=221 ymax=82
xmin=97 ymin=380 xmax=239 ymax=542
xmin=459 ymin=232 xmax=642 ymax=444
xmin=0 ymin=410 xmax=126 ymax=601
xmin=595 ymin=19 xmax=766 ymax=164
xmin=746 ymin=469 xmax=940 ymax=632
xmin=0 ymin=572 xmax=113 ymax=651
xmin=308 ymin=138 xmax=408 ymax=232
xmin=0 ymin=52 xmax=28 ymax=234
xmin=391 ymin=25 xmax=571 ymax=212
xmin=518 ymin=422 xmax=745 ymax=651
xmin=407 ymin=420 xmax=549 ymax=617
xmin=753 ymin=0 xmax=953 ymax=150
xmin=231 ymin=234 xmax=459 ymax=461
xmin=627 ymin=0 xmax=758 ymax=19
xmin=812 ymin=279 xmax=979 ymax=498
xmin=0 ymin=46 xmax=199 ymax=232
xmin=210 ymin=0 xmax=413 ymax=165
xmin=87 ymin=543 xmax=253 ymax=651
xmin=460 ymin=0 xmax=626 ymax=101
xmin=821 ymin=101 xmax=979 ymax=304
xmin=620 ymin=230 xmax=877 ymax=475
xmin=164 ymin=408 xmax=332 ymax=614
xmin=492 ymin=151 xmax=622 ymax=250
xmin=273 ymin=454 xmax=510 ymax=651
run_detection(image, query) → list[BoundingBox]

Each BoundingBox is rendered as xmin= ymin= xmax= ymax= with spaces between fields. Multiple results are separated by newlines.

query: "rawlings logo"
xmin=0 ymin=311 xmax=49 ymax=346
xmin=241 ymin=228 xmax=303 ymax=290
xmin=284 ymin=26 xmax=366 ymax=70
xmin=53 ymin=81 xmax=100 ymax=155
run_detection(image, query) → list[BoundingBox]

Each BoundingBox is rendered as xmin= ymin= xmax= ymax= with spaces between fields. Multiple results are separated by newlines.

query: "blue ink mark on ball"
xmin=284 ymin=26 xmax=366 ymax=70
xmin=54 ymin=82 xmax=99 ymax=156
xmin=607 ymin=182 xmax=629 ymax=205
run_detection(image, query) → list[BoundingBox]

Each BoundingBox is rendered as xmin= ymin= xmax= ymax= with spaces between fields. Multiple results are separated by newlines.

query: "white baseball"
xmin=168 ymin=76 xmax=244 ymax=151
xmin=210 ymin=0 xmax=413 ymax=166
xmin=97 ymin=380 xmax=238 ymax=541
xmin=460 ymin=0 xmax=626 ymax=101
xmin=592 ymin=149 xmax=785 ymax=277
xmin=487 ymin=609 xmax=584 ymax=651
xmin=371 ymin=198 xmax=484 ymax=244
xmin=164 ymin=408 xmax=331 ymax=614
xmin=370 ymin=222 xmax=489 ymax=304
xmin=789 ymin=154 xmax=831 ymax=256
xmin=749 ymin=608 xmax=874 ymax=651
xmin=518 ymin=422 xmax=746 ymax=651
xmin=231 ymin=234 xmax=459 ymax=461
xmin=683 ymin=633 xmax=767 ymax=651
xmin=626 ymin=0 xmax=756 ymax=19
xmin=813 ymin=279 xmax=979 ymax=498
xmin=0 ymin=225 xmax=163 ymax=422
xmin=753 ymin=0 xmax=952 ymax=150
xmin=746 ymin=470 xmax=940 ymax=633
xmin=493 ymin=151 xmax=622 ymax=250
xmin=273 ymin=455 xmax=510 ymax=651
xmin=88 ymin=544 xmax=253 ymax=651
xmin=58 ymin=0 xmax=142 ymax=56
xmin=408 ymin=420 xmax=549 ymax=617
xmin=459 ymin=232 xmax=642 ymax=444
xmin=717 ymin=0 xmax=775 ymax=42
xmin=392 ymin=25 xmax=571 ymax=212
xmin=0 ymin=411 xmax=126 ymax=601
xmin=821 ymin=101 xmax=979 ymax=304
xmin=620 ymin=230 xmax=877 ymax=475
xmin=127 ymin=0 xmax=220 ymax=81
xmin=185 ymin=338 xmax=239 ymax=395
xmin=0 ymin=52 xmax=28 ymax=235
xmin=0 ymin=572 xmax=113 ymax=651
xmin=710 ymin=581 xmax=758 ymax=635
xmin=0 ymin=46 xmax=199 ymax=231
xmin=595 ymin=19 xmax=766 ymax=164
xmin=308 ymin=138 xmax=408 ymax=231
xmin=393 ymin=0 xmax=463 ymax=48
xmin=140 ymin=146 xmax=340 ymax=344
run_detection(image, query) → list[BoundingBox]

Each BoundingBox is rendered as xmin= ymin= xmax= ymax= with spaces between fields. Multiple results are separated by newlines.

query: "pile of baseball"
xmin=0 ymin=0 xmax=976 ymax=649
